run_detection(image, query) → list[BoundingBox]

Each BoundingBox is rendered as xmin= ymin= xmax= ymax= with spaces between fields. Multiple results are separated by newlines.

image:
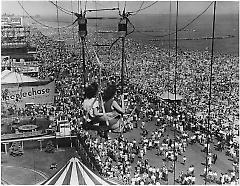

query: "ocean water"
xmin=130 ymin=14 xmax=239 ymax=55
xmin=40 ymin=13 xmax=239 ymax=55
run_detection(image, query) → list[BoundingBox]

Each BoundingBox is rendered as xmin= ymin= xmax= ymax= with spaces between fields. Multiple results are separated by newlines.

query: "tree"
xmin=45 ymin=140 xmax=55 ymax=153
xmin=9 ymin=142 xmax=23 ymax=157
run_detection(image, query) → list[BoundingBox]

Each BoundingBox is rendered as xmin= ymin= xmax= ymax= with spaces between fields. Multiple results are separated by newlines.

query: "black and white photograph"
xmin=1 ymin=0 xmax=239 ymax=185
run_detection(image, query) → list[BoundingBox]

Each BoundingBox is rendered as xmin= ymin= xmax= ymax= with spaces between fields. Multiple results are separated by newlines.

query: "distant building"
xmin=1 ymin=15 xmax=29 ymax=50
xmin=1 ymin=16 xmax=22 ymax=26
xmin=1 ymin=15 xmax=39 ymax=76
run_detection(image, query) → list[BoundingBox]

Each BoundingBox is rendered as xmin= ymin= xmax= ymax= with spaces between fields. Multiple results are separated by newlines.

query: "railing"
xmin=1 ymin=43 xmax=28 ymax=48
xmin=1 ymin=131 xmax=45 ymax=140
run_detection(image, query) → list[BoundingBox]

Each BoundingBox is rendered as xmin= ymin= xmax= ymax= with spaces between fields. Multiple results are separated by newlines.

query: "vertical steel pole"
xmin=173 ymin=1 xmax=179 ymax=185
xmin=81 ymin=36 xmax=86 ymax=90
xmin=121 ymin=36 xmax=125 ymax=95
xmin=205 ymin=1 xmax=216 ymax=185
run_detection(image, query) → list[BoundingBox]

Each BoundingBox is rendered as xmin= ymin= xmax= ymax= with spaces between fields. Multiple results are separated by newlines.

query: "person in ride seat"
xmin=101 ymin=83 xmax=125 ymax=133
xmin=82 ymin=82 xmax=103 ymax=129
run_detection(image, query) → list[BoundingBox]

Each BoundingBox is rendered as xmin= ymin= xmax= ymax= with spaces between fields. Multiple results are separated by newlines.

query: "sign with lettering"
xmin=1 ymin=81 xmax=55 ymax=108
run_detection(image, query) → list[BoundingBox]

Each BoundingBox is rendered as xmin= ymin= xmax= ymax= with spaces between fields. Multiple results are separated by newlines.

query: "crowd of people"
xmin=1 ymin=20 xmax=239 ymax=185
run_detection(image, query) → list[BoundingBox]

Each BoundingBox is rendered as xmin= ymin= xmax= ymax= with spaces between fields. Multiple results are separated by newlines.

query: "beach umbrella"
xmin=42 ymin=157 xmax=118 ymax=185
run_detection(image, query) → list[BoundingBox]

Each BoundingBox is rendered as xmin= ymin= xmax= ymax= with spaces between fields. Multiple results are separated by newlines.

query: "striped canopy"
xmin=42 ymin=157 xmax=118 ymax=185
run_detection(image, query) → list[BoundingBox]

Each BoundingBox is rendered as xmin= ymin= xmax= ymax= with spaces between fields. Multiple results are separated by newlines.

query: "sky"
xmin=1 ymin=1 xmax=239 ymax=17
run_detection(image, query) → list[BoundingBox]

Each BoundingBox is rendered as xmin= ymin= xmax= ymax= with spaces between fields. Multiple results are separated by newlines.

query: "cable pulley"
xmin=74 ymin=12 xmax=87 ymax=38
xmin=118 ymin=18 xmax=127 ymax=32
xmin=118 ymin=12 xmax=128 ymax=37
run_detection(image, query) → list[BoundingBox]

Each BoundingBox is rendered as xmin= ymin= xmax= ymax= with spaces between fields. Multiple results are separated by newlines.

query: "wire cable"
xmin=22 ymin=0 xmax=24 ymax=23
xmin=167 ymin=1 xmax=172 ymax=100
xmin=142 ymin=1 xmax=214 ymax=38
xmin=49 ymin=1 xmax=73 ymax=15
xmin=173 ymin=1 xmax=179 ymax=185
xmin=205 ymin=1 xmax=217 ymax=185
xmin=95 ymin=0 xmax=98 ymax=43
xmin=80 ymin=0 xmax=82 ymax=13
xmin=130 ymin=1 xmax=145 ymax=16
xmin=117 ymin=1 xmax=121 ymax=15
xmin=94 ymin=0 xmax=100 ymax=85
xmin=49 ymin=1 xmax=74 ymax=15
xmin=84 ymin=0 xmax=88 ymax=13
xmin=18 ymin=1 xmax=75 ymax=29
xmin=129 ymin=1 xmax=158 ymax=15
xmin=125 ymin=18 xmax=136 ymax=37
xmin=71 ymin=0 xmax=76 ymax=49
xmin=56 ymin=1 xmax=61 ymax=40
xmin=56 ymin=1 xmax=63 ymax=65
xmin=121 ymin=36 xmax=125 ymax=95
xmin=165 ymin=3 xmax=172 ymax=171
xmin=21 ymin=0 xmax=29 ymax=52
